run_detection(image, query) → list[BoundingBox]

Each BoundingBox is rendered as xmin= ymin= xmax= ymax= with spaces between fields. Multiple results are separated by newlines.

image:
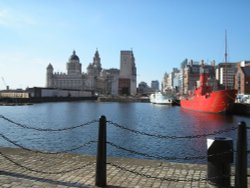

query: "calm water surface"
xmin=0 ymin=102 xmax=249 ymax=164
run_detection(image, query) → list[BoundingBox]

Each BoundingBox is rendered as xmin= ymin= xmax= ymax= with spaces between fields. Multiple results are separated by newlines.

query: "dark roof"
xmin=94 ymin=49 xmax=99 ymax=58
xmin=47 ymin=63 xmax=53 ymax=69
xmin=69 ymin=50 xmax=79 ymax=61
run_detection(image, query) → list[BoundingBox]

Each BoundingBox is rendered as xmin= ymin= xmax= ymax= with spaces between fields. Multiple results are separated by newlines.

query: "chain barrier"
xmin=0 ymin=133 xmax=97 ymax=154
xmin=107 ymin=141 xmax=233 ymax=161
xmin=0 ymin=115 xmax=98 ymax=131
xmin=107 ymin=120 xmax=237 ymax=139
xmin=0 ymin=151 xmax=94 ymax=174
xmin=0 ymin=114 xmax=245 ymax=184
xmin=0 ymin=115 xmax=238 ymax=137
xmin=107 ymin=162 xmax=231 ymax=182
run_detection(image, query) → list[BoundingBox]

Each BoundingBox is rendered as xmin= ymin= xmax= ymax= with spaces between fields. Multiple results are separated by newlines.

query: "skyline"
xmin=1 ymin=0 xmax=250 ymax=90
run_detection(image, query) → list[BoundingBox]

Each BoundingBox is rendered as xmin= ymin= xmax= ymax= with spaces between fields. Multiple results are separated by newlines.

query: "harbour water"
xmin=0 ymin=101 xmax=249 ymax=165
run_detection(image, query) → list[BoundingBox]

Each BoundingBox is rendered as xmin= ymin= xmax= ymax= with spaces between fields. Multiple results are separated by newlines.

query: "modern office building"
xmin=216 ymin=62 xmax=237 ymax=89
xmin=151 ymin=80 xmax=159 ymax=92
xmin=119 ymin=50 xmax=137 ymax=95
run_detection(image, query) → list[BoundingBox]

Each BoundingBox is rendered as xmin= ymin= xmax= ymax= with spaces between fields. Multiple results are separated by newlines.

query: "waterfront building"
xmin=173 ymin=71 xmax=181 ymax=93
xmin=180 ymin=59 xmax=216 ymax=95
xmin=235 ymin=61 xmax=250 ymax=94
xmin=179 ymin=59 xmax=188 ymax=94
xmin=162 ymin=73 xmax=171 ymax=92
xmin=137 ymin=81 xmax=151 ymax=95
xmin=216 ymin=62 xmax=237 ymax=89
xmin=46 ymin=50 xmax=133 ymax=96
xmin=151 ymin=80 xmax=159 ymax=92
xmin=101 ymin=68 xmax=120 ymax=95
xmin=0 ymin=89 xmax=30 ymax=98
xmin=85 ymin=50 xmax=102 ymax=91
xmin=27 ymin=87 xmax=92 ymax=98
xmin=119 ymin=50 xmax=137 ymax=95
xmin=162 ymin=68 xmax=180 ymax=94
xmin=46 ymin=50 xmax=85 ymax=90
xmin=183 ymin=60 xmax=200 ymax=94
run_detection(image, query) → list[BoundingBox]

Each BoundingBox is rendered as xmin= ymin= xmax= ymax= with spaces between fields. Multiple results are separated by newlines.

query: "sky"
xmin=0 ymin=0 xmax=250 ymax=90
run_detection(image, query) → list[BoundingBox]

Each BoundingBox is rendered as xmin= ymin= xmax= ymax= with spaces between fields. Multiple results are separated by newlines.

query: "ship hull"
xmin=180 ymin=89 xmax=237 ymax=113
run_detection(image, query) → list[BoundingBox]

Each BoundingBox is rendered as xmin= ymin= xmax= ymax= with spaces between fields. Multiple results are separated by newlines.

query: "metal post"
xmin=235 ymin=121 xmax=247 ymax=188
xmin=95 ymin=115 xmax=107 ymax=187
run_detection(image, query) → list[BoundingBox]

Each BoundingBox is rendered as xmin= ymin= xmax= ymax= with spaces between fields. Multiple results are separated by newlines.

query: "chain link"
xmin=107 ymin=120 xmax=237 ymax=139
xmin=0 ymin=115 xmax=98 ymax=131
xmin=108 ymin=162 xmax=233 ymax=182
xmin=107 ymin=141 xmax=233 ymax=161
xmin=0 ymin=133 xmax=97 ymax=154
xmin=107 ymin=162 xmax=223 ymax=182
xmin=0 ymin=151 xmax=94 ymax=174
xmin=0 ymin=114 xmax=242 ymax=182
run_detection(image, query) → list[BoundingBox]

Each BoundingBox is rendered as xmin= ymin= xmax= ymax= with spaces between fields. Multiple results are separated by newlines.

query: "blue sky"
xmin=0 ymin=0 xmax=250 ymax=89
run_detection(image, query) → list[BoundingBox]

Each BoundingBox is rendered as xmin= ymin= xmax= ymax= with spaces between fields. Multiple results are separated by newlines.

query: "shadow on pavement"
xmin=0 ymin=170 xmax=89 ymax=188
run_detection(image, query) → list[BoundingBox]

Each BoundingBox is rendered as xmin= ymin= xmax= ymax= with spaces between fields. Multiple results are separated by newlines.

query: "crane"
xmin=1 ymin=77 xmax=9 ymax=90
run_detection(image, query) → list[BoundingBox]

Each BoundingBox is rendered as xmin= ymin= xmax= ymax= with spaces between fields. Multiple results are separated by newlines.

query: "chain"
xmin=0 ymin=151 xmax=94 ymax=174
xmin=0 ymin=115 xmax=98 ymax=131
xmin=0 ymin=133 xmax=97 ymax=154
xmin=107 ymin=162 xmax=232 ymax=182
xmin=107 ymin=121 xmax=237 ymax=139
xmin=107 ymin=162 xmax=211 ymax=182
xmin=107 ymin=141 xmax=233 ymax=161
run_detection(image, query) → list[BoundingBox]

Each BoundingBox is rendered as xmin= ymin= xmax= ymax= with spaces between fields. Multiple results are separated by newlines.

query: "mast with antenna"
xmin=224 ymin=30 xmax=228 ymax=89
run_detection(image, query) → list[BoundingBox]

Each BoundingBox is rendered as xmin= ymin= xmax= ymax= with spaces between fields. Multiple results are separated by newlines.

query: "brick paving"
xmin=0 ymin=147 xmax=249 ymax=188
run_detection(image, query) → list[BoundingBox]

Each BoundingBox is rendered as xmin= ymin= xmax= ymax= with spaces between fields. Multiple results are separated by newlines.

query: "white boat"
xmin=149 ymin=92 xmax=174 ymax=104
xmin=236 ymin=94 xmax=250 ymax=104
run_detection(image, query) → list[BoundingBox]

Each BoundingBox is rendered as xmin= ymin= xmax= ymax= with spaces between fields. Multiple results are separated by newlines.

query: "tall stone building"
xmin=118 ymin=50 xmax=137 ymax=95
xmin=46 ymin=50 xmax=120 ymax=95
xmin=85 ymin=50 xmax=102 ymax=91
xmin=46 ymin=50 xmax=85 ymax=90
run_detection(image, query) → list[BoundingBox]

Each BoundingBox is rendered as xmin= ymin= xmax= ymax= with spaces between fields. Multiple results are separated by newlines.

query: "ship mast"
xmin=224 ymin=30 xmax=228 ymax=89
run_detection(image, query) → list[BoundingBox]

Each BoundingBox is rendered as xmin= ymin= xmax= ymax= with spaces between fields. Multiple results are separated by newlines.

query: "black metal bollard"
xmin=207 ymin=137 xmax=233 ymax=187
xmin=235 ymin=121 xmax=247 ymax=188
xmin=95 ymin=115 xmax=107 ymax=187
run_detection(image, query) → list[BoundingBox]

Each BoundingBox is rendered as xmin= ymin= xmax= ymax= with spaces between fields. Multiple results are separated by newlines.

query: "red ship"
xmin=180 ymin=65 xmax=237 ymax=113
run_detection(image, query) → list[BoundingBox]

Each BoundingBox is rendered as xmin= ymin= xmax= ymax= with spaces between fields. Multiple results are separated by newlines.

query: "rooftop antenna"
xmin=224 ymin=30 xmax=228 ymax=89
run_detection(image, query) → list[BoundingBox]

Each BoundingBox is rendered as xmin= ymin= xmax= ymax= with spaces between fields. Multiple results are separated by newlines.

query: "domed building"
xmin=46 ymin=50 xmax=85 ymax=90
xmin=46 ymin=49 xmax=134 ymax=96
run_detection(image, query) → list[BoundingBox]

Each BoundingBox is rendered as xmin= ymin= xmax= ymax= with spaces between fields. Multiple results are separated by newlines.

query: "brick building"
xmin=235 ymin=61 xmax=250 ymax=94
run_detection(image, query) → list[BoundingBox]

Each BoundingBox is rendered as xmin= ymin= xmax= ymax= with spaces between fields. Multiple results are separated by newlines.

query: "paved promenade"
xmin=0 ymin=147 xmax=249 ymax=188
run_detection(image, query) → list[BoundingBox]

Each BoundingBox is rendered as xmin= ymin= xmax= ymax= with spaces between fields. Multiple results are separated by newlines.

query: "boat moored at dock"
xmin=150 ymin=92 xmax=175 ymax=105
xmin=180 ymin=63 xmax=237 ymax=113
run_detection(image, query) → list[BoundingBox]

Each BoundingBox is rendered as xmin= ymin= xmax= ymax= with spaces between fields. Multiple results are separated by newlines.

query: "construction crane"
xmin=1 ymin=77 xmax=9 ymax=90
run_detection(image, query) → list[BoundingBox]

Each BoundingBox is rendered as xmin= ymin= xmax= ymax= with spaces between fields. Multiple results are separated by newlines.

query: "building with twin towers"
xmin=46 ymin=50 xmax=137 ymax=96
